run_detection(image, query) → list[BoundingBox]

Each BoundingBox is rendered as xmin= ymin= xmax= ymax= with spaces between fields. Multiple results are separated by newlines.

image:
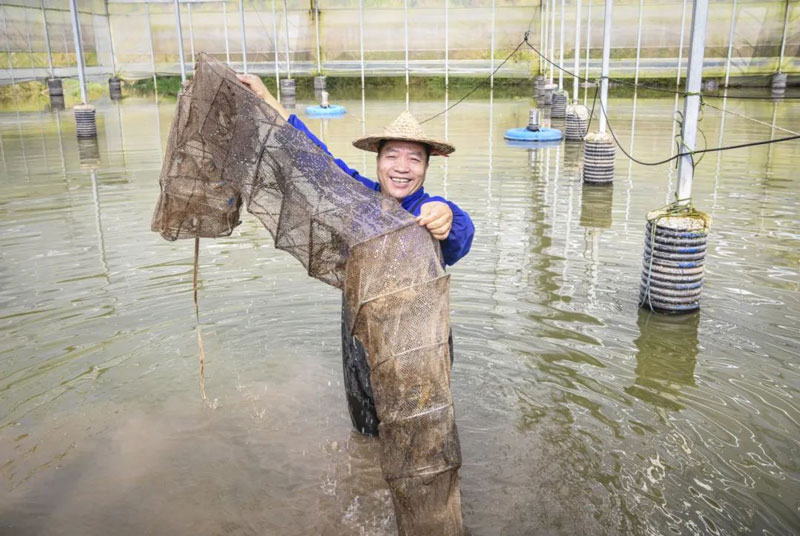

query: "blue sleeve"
xmin=287 ymin=114 xmax=378 ymax=191
xmin=424 ymin=196 xmax=475 ymax=267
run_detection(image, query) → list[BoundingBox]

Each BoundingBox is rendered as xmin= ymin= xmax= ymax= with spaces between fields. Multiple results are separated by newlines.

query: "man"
xmin=238 ymin=74 xmax=474 ymax=434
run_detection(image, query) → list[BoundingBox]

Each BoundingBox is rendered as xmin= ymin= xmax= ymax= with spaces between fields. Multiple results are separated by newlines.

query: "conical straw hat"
xmin=352 ymin=111 xmax=455 ymax=156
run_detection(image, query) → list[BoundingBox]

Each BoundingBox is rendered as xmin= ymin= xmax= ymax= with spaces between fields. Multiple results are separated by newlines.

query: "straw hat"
xmin=352 ymin=111 xmax=455 ymax=156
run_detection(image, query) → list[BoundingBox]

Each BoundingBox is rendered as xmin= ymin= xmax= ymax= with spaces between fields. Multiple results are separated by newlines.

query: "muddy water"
xmin=1 ymin=89 xmax=799 ymax=535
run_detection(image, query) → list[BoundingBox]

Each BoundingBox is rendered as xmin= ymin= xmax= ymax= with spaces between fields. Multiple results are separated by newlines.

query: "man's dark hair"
xmin=377 ymin=139 xmax=431 ymax=163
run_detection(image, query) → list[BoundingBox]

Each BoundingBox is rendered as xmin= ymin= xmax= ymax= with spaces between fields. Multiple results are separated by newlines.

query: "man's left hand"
xmin=417 ymin=201 xmax=453 ymax=241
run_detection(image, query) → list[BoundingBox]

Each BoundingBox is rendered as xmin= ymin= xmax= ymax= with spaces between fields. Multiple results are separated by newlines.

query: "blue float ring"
xmin=504 ymin=127 xmax=563 ymax=142
xmin=305 ymin=104 xmax=347 ymax=117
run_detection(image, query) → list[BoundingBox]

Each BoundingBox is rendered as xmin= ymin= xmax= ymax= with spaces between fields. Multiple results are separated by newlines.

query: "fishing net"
xmin=151 ymin=53 xmax=463 ymax=535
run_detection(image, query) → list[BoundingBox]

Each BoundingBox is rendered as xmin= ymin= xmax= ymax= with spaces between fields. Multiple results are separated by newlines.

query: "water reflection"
xmin=626 ymin=309 xmax=699 ymax=411
xmin=50 ymin=95 xmax=65 ymax=111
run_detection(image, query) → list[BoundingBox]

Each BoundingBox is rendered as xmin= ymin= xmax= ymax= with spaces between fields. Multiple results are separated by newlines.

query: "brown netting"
xmin=151 ymin=53 xmax=463 ymax=535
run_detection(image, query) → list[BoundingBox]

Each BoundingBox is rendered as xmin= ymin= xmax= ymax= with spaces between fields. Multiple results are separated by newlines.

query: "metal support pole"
xmin=572 ymin=0 xmax=582 ymax=102
xmin=314 ymin=0 xmax=322 ymax=74
xmin=539 ymin=0 xmax=545 ymax=74
xmin=283 ymin=0 xmax=291 ymax=78
xmin=2 ymin=7 xmax=15 ymax=86
xmin=445 ymin=0 xmax=449 ymax=87
xmin=558 ymin=0 xmax=565 ymax=89
xmin=146 ymin=2 xmax=157 ymax=88
xmin=174 ymin=0 xmax=186 ymax=82
xmin=239 ymin=0 xmax=247 ymax=74
xmin=404 ymin=0 xmax=409 ymax=90
xmin=634 ymin=0 xmax=643 ymax=86
xmin=676 ymin=0 xmax=687 ymax=87
xmin=777 ymin=0 xmax=789 ymax=73
xmin=543 ymin=0 xmax=549 ymax=77
xmin=676 ymin=0 xmax=709 ymax=204
xmin=598 ymin=0 xmax=612 ymax=134
xmin=187 ymin=2 xmax=195 ymax=66
xmin=490 ymin=0 xmax=495 ymax=88
xmin=724 ymin=0 xmax=736 ymax=86
xmin=24 ymin=8 xmax=35 ymax=71
xmin=584 ymin=0 xmax=591 ymax=106
xmin=104 ymin=0 xmax=117 ymax=75
xmin=68 ymin=0 xmax=88 ymax=103
xmin=359 ymin=0 xmax=365 ymax=89
xmin=223 ymin=1 xmax=230 ymax=64
xmin=41 ymin=0 xmax=55 ymax=77
xmin=549 ymin=0 xmax=556 ymax=82
xmin=271 ymin=0 xmax=280 ymax=97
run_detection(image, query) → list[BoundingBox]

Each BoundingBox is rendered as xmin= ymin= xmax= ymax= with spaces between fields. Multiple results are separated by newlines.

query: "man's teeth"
xmin=391 ymin=177 xmax=411 ymax=184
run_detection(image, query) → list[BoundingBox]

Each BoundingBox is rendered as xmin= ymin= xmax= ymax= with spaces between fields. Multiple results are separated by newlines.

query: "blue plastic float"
xmin=305 ymin=104 xmax=347 ymax=117
xmin=504 ymin=127 xmax=563 ymax=142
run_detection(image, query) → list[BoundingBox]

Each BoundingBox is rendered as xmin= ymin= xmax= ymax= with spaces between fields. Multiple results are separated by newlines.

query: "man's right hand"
xmin=236 ymin=73 xmax=289 ymax=120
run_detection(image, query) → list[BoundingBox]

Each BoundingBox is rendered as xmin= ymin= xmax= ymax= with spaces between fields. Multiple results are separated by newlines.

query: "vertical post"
xmin=549 ymin=0 xmax=556 ymax=82
xmin=777 ymin=0 xmax=789 ymax=73
xmin=187 ymin=2 xmax=195 ymax=66
xmin=539 ymin=0 xmax=544 ymax=73
xmin=314 ymin=0 xmax=322 ymax=74
xmin=223 ymin=1 xmax=230 ymax=64
xmin=445 ymin=0 xmax=449 ymax=87
xmin=572 ymin=0 xmax=582 ymax=102
xmin=676 ymin=0 xmax=709 ymax=204
xmin=404 ymin=0 xmax=409 ymax=91
xmin=104 ymin=0 xmax=117 ymax=75
xmin=146 ymin=2 xmax=158 ymax=88
xmin=490 ymin=0 xmax=495 ymax=88
xmin=597 ymin=0 xmax=612 ymax=134
xmin=2 ymin=6 xmax=16 ymax=86
xmin=558 ymin=0 xmax=565 ymax=89
xmin=174 ymin=0 xmax=187 ymax=82
xmin=724 ymin=0 xmax=736 ymax=86
xmin=238 ymin=0 xmax=247 ymax=74
xmin=41 ymin=0 xmax=55 ymax=76
xmin=24 ymin=8 xmax=35 ymax=72
xmin=271 ymin=0 xmax=280 ymax=98
xmin=543 ymin=0 xmax=549 ymax=77
xmin=283 ymin=0 xmax=291 ymax=78
xmin=634 ymin=0 xmax=643 ymax=86
xmin=676 ymin=0 xmax=687 ymax=87
xmin=359 ymin=0 xmax=365 ymax=89
xmin=68 ymin=0 xmax=88 ymax=102
xmin=584 ymin=0 xmax=591 ymax=106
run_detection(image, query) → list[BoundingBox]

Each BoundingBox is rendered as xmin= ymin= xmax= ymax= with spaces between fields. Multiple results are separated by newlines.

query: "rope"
xmin=703 ymin=101 xmax=800 ymax=137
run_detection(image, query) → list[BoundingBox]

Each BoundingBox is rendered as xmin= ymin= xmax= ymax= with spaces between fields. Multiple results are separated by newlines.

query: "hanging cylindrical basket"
xmin=74 ymin=104 xmax=97 ymax=138
xmin=640 ymin=207 xmax=709 ymax=314
xmin=280 ymin=78 xmax=296 ymax=97
xmin=582 ymin=132 xmax=615 ymax=184
xmin=771 ymin=73 xmax=787 ymax=97
xmin=551 ymin=90 xmax=568 ymax=119
xmin=47 ymin=78 xmax=63 ymax=97
xmin=565 ymin=104 xmax=589 ymax=141
xmin=543 ymin=83 xmax=557 ymax=105
xmin=108 ymin=77 xmax=123 ymax=99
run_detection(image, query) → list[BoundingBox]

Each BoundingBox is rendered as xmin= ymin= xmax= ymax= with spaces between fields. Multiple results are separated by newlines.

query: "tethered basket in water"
xmin=151 ymin=54 xmax=463 ymax=535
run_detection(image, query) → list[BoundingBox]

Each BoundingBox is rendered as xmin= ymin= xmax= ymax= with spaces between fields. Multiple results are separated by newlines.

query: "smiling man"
xmin=238 ymin=74 xmax=474 ymax=435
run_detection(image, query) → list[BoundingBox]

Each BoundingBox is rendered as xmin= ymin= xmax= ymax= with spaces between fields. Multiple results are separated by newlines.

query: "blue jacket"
xmin=288 ymin=115 xmax=474 ymax=266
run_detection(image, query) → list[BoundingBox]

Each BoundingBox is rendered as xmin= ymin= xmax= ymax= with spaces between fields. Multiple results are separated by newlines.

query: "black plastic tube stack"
xmin=565 ymin=104 xmax=588 ymax=141
xmin=108 ymin=77 xmax=122 ymax=100
xmin=582 ymin=133 xmax=615 ymax=184
xmin=74 ymin=104 xmax=97 ymax=138
xmin=551 ymin=90 xmax=568 ymax=118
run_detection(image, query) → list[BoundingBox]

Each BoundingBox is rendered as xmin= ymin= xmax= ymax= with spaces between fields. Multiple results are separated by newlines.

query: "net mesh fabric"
xmin=151 ymin=53 xmax=463 ymax=535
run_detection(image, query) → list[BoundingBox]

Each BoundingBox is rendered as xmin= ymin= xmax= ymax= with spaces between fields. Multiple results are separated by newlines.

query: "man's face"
xmin=376 ymin=140 xmax=429 ymax=200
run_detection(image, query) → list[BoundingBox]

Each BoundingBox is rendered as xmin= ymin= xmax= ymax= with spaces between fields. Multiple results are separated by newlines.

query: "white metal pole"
xmin=314 ymin=0 xmax=322 ymax=74
xmin=584 ymin=0 xmax=591 ymax=106
xmin=676 ymin=0 xmax=687 ymax=87
xmin=1 ymin=7 xmax=15 ymax=86
xmin=490 ymin=0 xmax=495 ymax=88
xmin=572 ymin=0 xmax=581 ymax=102
xmin=68 ymin=0 xmax=88 ymax=102
xmin=598 ymin=0 xmax=612 ymax=134
xmin=187 ymin=2 xmax=195 ymax=66
xmin=676 ymin=0 xmax=710 ymax=204
xmin=146 ymin=2 xmax=157 ymax=87
xmin=238 ymin=0 xmax=247 ymax=74
xmin=283 ymin=0 xmax=291 ymax=79
xmin=549 ymin=0 xmax=556 ymax=82
xmin=724 ymin=0 xmax=736 ymax=86
xmin=104 ymin=0 xmax=117 ymax=75
xmin=359 ymin=0 xmax=365 ymax=89
xmin=404 ymin=0 xmax=409 ymax=90
xmin=223 ymin=1 xmax=230 ymax=64
xmin=558 ymin=0 xmax=565 ymax=90
xmin=271 ymin=0 xmax=280 ymax=97
xmin=445 ymin=0 xmax=449 ymax=87
xmin=174 ymin=0 xmax=186 ymax=82
xmin=777 ymin=0 xmax=789 ymax=72
xmin=41 ymin=0 xmax=54 ymax=76
xmin=539 ymin=0 xmax=545 ymax=73
xmin=543 ymin=0 xmax=549 ymax=76
xmin=634 ymin=0 xmax=643 ymax=86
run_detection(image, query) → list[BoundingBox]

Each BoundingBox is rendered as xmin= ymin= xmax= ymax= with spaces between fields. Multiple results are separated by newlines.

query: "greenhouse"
xmin=1 ymin=1 xmax=799 ymax=535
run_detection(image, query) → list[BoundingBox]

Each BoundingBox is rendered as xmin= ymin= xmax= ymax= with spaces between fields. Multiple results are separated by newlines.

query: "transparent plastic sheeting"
xmin=2 ymin=0 xmax=797 ymax=84
xmin=151 ymin=53 xmax=463 ymax=535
